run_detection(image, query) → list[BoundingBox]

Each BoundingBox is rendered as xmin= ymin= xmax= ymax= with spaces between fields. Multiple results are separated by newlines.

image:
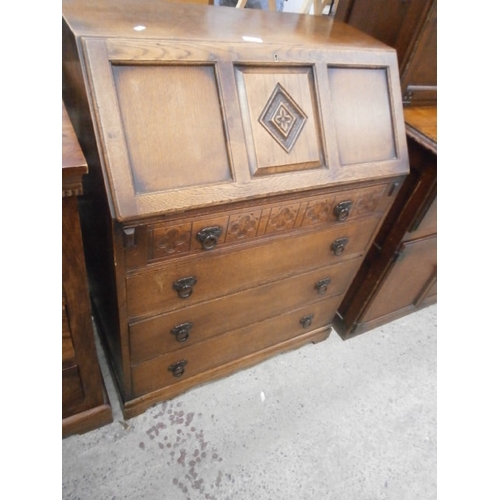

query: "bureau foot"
xmin=121 ymin=325 xmax=332 ymax=419
xmin=310 ymin=326 xmax=332 ymax=344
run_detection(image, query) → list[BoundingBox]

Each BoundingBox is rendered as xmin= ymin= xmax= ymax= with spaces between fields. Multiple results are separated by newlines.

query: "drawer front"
xmin=131 ymin=296 xmax=341 ymax=397
xmin=127 ymin=216 xmax=380 ymax=320
xmin=129 ymin=258 xmax=362 ymax=364
xmin=124 ymin=183 xmax=393 ymax=271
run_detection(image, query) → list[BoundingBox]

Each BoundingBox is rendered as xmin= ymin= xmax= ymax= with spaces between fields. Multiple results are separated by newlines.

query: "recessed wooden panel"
xmin=328 ymin=67 xmax=396 ymax=166
xmin=112 ymin=64 xmax=232 ymax=194
xmin=407 ymin=196 xmax=436 ymax=240
xmin=235 ymin=66 xmax=325 ymax=176
xmin=62 ymin=365 xmax=85 ymax=416
xmin=62 ymin=295 xmax=76 ymax=363
xmin=362 ymin=234 xmax=437 ymax=323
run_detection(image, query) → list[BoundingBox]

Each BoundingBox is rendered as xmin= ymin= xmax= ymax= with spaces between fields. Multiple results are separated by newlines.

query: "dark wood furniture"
xmin=400 ymin=0 xmax=437 ymax=106
xmin=333 ymin=105 xmax=436 ymax=339
xmin=62 ymin=0 xmax=409 ymax=418
xmin=336 ymin=0 xmax=437 ymax=104
xmin=332 ymin=0 xmax=437 ymax=339
xmin=336 ymin=0 xmax=435 ymax=71
xmin=62 ymin=101 xmax=113 ymax=437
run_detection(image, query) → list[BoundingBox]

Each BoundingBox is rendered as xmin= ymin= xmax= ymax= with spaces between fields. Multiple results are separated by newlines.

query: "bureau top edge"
xmin=62 ymin=0 xmax=392 ymax=52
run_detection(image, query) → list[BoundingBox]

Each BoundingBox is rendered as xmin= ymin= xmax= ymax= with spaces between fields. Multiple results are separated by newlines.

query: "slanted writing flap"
xmin=80 ymin=34 xmax=408 ymax=221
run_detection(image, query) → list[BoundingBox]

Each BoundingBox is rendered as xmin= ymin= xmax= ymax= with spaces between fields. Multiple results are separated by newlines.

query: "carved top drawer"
xmin=124 ymin=183 xmax=395 ymax=272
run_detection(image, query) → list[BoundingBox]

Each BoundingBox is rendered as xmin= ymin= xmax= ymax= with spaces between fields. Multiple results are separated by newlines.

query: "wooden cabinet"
xmin=336 ymin=0 xmax=436 ymax=105
xmin=333 ymin=106 xmax=437 ymax=339
xmin=332 ymin=0 xmax=437 ymax=339
xmin=400 ymin=0 xmax=437 ymax=105
xmin=62 ymin=0 xmax=409 ymax=418
xmin=336 ymin=0 xmax=435 ymax=66
xmin=62 ymin=101 xmax=113 ymax=437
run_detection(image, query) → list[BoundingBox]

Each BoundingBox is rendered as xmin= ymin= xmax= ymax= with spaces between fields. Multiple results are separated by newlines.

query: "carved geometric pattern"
xmin=152 ymin=225 xmax=191 ymax=259
xmin=266 ymin=204 xmax=300 ymax=233
xmin=258 ymin=83 xmax=307 ymax=153
xmin=227 ymin=213 xmax=260 ymax=242
xmin=352 ymin=187 xmax=385 ymax=217
xmin=303 ymin=200 xmax=333 ymax=225
xmin=146 ymin=186 xmax=386 ymax=263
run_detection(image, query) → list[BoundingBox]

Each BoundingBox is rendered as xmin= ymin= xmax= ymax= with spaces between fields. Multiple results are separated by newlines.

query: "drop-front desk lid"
xmin=63 ymin=0 xmax=409 ymax=222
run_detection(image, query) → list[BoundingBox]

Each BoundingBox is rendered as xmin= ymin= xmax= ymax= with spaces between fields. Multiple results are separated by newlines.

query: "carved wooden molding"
xmin=147 ymin=185 xmax=386 ymax=263
xmin=258 ymin=83 xmax=308 ymax=153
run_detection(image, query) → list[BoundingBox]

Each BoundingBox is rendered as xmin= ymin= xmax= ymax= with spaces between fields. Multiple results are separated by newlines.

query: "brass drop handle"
xmin=196 ymin=226 xmax=222 ymax=251
xmin=315 ymin=278 xmax=331 ymax=295
xmin=171 ymin=322 xmax=193 ymax=343
xmin=331 ymin=237 xmax=348 ymax=256
xmin=334 ymin=200 xmax=353 ymax=221
xmin=300 ymin=314 xmax=314 ymax=328
xmin=168 ymin=360 xmax=188 ymax=378
xmin=173 ymin=276 xmax=197 ymax=299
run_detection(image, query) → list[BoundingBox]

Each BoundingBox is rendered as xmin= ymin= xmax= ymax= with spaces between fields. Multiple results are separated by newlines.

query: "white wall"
xmin=282 ymin=0 xmax=305 ymax=12
xmin=282 ymin=0 xmax=334 ymax=15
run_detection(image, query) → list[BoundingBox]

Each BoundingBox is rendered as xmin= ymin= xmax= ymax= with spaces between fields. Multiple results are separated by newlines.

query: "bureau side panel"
xmin=63 ymin=19 xmax=128 ymax=395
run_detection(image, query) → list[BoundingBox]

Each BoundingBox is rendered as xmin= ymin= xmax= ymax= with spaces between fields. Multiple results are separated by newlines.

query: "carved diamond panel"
xmin=258 ymin=83 xmax=308 ymax=153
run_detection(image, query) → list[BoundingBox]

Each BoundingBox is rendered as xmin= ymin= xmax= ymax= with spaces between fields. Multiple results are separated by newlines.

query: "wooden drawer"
xmin=124 ymin=183 xmax=393 ymax=271
xmin=126 ymin=216 xmax=380 ymax=320
xmin=131 ymin=295 xmax=341 ymax=397
xmin=129 ymin=257 xmax=362 ymax=364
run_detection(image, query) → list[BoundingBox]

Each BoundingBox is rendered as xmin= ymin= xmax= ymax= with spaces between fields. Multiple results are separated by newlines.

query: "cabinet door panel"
xmin=362 ymin=234 xmax=436 ymax=323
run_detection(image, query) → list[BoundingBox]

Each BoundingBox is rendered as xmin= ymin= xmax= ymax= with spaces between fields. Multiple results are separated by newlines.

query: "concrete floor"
xmin=62 ymin=304 xmax=437 ymax=500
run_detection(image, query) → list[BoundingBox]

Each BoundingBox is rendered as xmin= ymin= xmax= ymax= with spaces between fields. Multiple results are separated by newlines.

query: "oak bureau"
xmin=62 ymin=0 xmax=409 ymax=418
